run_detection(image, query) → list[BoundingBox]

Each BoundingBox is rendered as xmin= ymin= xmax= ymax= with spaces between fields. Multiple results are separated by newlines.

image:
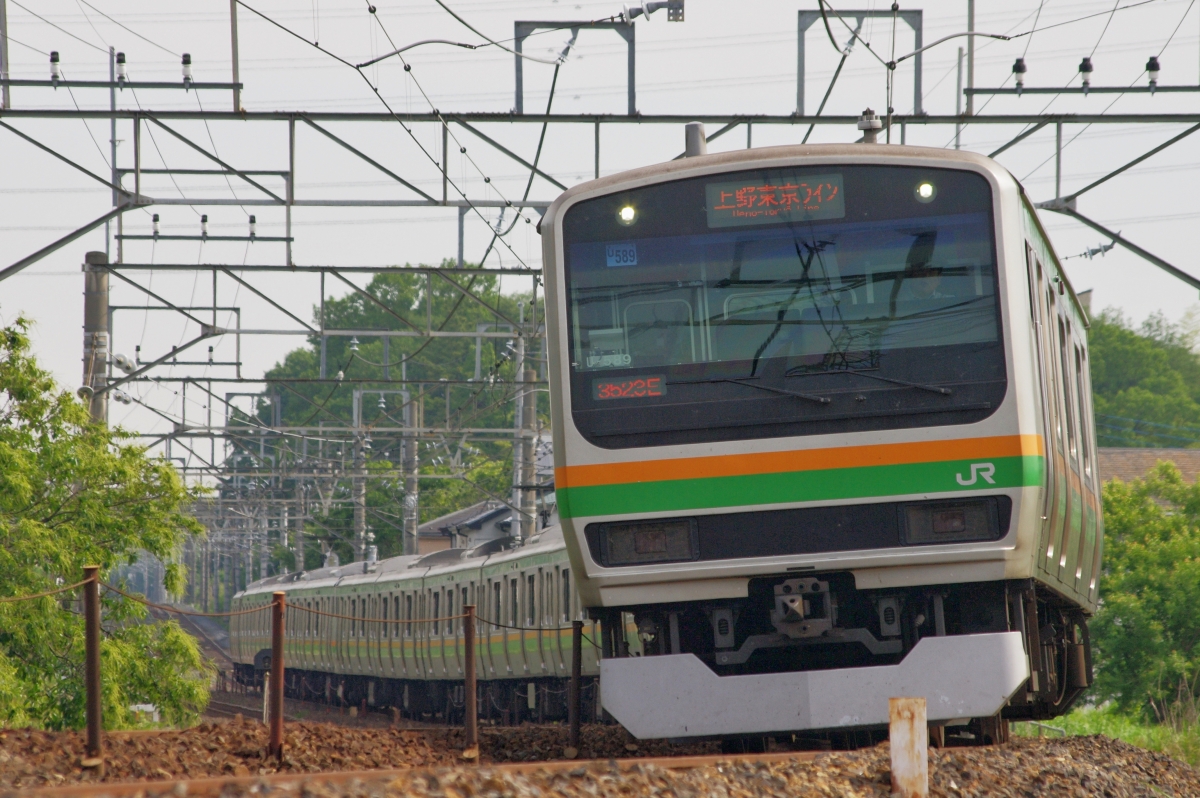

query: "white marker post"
xmin=889 ymin=697 xmax=928 ymax=798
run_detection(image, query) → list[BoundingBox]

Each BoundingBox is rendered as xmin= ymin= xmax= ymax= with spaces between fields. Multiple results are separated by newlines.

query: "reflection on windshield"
xmin=568 ymin=212 xmax=998 ymax=381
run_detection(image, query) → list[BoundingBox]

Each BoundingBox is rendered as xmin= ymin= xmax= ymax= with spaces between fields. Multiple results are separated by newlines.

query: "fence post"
xmin=269 ymin=592 xmax=285 ymax=760
xmin=83 ymin=566 xmax=103 ymax=760
xmin=889 ymin=697 xmax=929 ymax=798
xmin=463 ymin=605 xmax=478 ymax=759
xmin=569 ymin=619 xmax=583 ymax=752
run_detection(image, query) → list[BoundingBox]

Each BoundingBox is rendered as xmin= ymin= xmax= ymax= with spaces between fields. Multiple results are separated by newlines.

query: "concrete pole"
xmin=955 ymin=47 xmax=963 ymax=150
xmin=519 ymin=368 xmax=537 ymax=539
xmin=229 ymin=0 xmax=241 ymax=113
xmin=0 ymin=0 xmax=11 ymax=109
xmin=402 ymin=393 xmax=419 ymax=555
xmin=82 ymin=252 xmax=109 ymax=425
xmin=965 ymin=0 xmax=975 ymax=116
xmin=512 ymin=305 xmax=526 ymax=533
xmin=353 ymin=435 xmax=366 ymax=562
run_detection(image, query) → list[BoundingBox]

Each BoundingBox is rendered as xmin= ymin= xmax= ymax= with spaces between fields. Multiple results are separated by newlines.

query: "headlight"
xmin=594 ymin=518 xmax=698 ymax=566
xmin=901 ymin=498 xmax=1000 ymax=544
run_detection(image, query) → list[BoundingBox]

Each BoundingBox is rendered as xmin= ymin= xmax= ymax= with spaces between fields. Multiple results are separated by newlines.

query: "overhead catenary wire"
xmin=76 ymin=0 xmax=180 ymax=57
xmin=10 ymin=0 xmax=107 ymax=53
xmin=234 ymin=1 xmax=535 ymax=270
xmin=102 ymin=580 xmax=271 ymax=616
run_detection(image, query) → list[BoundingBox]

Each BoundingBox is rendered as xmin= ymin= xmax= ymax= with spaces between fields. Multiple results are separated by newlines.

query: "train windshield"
xmin=560 ymin=164 xmax=1005 ymax=448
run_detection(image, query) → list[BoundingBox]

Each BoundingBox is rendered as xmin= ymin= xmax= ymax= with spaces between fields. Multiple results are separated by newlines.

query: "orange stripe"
xmin=556 ymin=434 xmax=1043 ymax=489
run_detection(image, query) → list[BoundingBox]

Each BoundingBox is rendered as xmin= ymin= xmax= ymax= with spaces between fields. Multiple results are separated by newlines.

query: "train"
xmin=231 ymin=125 xmax=1101 ymax=748
xmin=229 ymin=526 xmax=604 ymax=726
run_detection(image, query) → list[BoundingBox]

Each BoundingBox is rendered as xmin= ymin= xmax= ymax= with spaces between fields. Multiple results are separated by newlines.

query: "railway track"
xmin=203 ymin=698 xmax=303 ymax=723
xmin=19 ymin=750 xmax=823 ymax=797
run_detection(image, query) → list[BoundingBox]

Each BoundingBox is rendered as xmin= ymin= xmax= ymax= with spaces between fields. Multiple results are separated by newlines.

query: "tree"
xmin=1092 ymin=462 xmax=1200 ymax=720
xmin=1089 ymin=310 xmax=1200 ymax=447
xmin=0 ymin=317 xmax=210 ymax=728
xmin=241 ymin=263 xmax=545 ymax=569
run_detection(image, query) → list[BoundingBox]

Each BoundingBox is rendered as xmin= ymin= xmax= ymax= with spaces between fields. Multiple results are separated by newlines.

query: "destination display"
xmin=705 ymin=172 xmax=845 ymax=228
xmin=592 ymin=375 xmax=666 ymax=400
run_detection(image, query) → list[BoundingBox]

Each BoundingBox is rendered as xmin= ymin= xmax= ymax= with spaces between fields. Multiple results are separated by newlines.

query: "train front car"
xmin=540 ymin=143 xmax=1101 ymax=744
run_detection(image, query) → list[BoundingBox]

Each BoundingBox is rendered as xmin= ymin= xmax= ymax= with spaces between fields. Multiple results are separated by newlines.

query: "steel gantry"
xmin=3 ymin=3 xmax=1200 ymax=595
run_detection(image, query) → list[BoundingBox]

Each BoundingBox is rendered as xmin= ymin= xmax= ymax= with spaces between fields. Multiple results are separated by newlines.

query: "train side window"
xmin=527 ymin=574 xmax=536 ymax=626
xmin=562 ymin=569 xmax=571 ymax=622
xmin=461 ymin=586 xmax=469 ymax=626
xmin=433 ymin=591 xmax=441 ymax=635
xmin=1076 ymin=344 xmax=1094 ymax=481
xmin=510 ymin=579 xmax=519 ymax=627
xmin=493 ymin=581 xmax=502 ymax=623
xmin=1045 ymin=288 xmax=1064 ymax=452
xmin=1058 ymin=317 xmax=1078 ymax=464
xmin=405 ymin=593 xmax=413 ymax=637
xmin=393 ymin=596 xmax=400 ymax=638
xmin=351 ymin=598 xmax=357 ymax=636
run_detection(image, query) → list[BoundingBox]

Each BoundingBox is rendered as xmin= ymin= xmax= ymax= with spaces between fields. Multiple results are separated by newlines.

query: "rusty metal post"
xmin=889 ymin=697 xmax=928 ymax=798
xmin=569 ymin=619 xmax=583 ymax=751
xmin=463 ymin=605 xmax=478 ymax=758
xmin=83 ymin=566 xmax=102 ymax=759
xmin=269 ymin=592 xmax=285 ymax=760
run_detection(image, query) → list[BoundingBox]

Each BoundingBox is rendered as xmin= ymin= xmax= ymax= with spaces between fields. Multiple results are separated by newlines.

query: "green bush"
xmin=0 ymin=317 xmax=211 ymax=728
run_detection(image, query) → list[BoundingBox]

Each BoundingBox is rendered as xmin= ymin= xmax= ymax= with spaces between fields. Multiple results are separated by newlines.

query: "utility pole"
xmin=402 ymin=393 xmax=419 ymax=555
xmin=512 ymin=303 xmax=526 ymax=538
xmin=519 ymin=367 xmax=537 ymax=539
xmin=108 ymin=49 xmax=117 ymax=263
xmin=0 ymin=0 xmax=11 ymax=109
xmin=965 ymin=0 xmax=975 ymax=116
xmin=82 ymin=251 xmax=109 ymax=425
xmin=229 ymin=0 xmax=241 ymax=113
xmin=353 ymin=433 xmax=366 ymax=562
xmin=955 ymin=47 xmax=964 ymax=149
xmin=293 ymin=488 xmax=306 ymax=572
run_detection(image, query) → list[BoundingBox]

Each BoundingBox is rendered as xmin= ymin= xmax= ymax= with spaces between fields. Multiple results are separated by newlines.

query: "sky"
xmin=1 ymin=0 xmax=1199 ymax=463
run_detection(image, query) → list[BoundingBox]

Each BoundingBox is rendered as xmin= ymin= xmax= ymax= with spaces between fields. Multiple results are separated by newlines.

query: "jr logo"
xmin=956 ymin=462 xmax=996 ymax=486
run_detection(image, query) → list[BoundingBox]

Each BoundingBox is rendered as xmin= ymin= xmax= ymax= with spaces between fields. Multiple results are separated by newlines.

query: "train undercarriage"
xmin=592 ymin=576 xmax=1092 ymax=748
xmin=232 ymin=665 xmax=602 ymax=728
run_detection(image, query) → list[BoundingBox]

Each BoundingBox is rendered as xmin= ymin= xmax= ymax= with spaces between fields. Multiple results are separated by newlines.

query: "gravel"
xmin=2 ymin=721 xmax=1198 ymax=796
xmin=0 ymin=719 xmax=713 ymax=789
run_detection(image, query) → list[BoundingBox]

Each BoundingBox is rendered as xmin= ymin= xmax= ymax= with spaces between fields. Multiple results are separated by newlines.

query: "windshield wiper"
xmin=669 ymin=376 xmax=830 ymax=405
xmin=784 ymin=368 xmax=952 ymax=396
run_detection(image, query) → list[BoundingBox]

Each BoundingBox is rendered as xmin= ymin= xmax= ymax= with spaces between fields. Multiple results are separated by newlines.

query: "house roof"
xmin=1098 ymin=448 xmax=1200 ymax=484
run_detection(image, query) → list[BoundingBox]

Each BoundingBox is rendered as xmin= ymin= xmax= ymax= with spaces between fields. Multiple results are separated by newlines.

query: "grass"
xmin=1014 ymin=705 xmax=1200 ymax=766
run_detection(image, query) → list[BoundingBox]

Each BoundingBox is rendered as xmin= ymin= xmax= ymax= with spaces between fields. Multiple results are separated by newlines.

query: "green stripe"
xmin=559 ymin=455 xmax=1043 ymax=518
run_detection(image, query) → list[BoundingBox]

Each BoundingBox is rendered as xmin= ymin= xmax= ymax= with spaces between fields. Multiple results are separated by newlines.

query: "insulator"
xmin=116 ymin=52 xmax=127 ymax=82
xmin=182 ymin=53 xmax=193 ymax=83
xmin=200 ymin=214 xmax=208 ymax=237
xmin=1147 ymin=56 xmax=1160 ymax=89
xmin=1079 ymin=57 xmax=1093 ymax=90
xmin=248 ymin=214 xmax=257 ymax=238
xmin=152 ymin=213 xmax=160 ymax=236
xmin=50 ymin=51 xmax=61 ymax=81
xmin=1012 ymin=58 xmax=1027 ymax=91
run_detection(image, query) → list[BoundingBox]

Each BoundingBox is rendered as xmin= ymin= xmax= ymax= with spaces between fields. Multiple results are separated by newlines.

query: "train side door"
xmin=1026 ymin=246 xmax=1059 ymax=575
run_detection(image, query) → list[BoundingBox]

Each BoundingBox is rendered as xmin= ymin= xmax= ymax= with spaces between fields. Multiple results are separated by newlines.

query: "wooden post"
xmin=463 ymin=605 xmax=478 ymax=759
xmin=268 ymin=592 xmax=285 ymax=760
xmin=83 ymin=566 xmax=103 ymax=760
xmin=568 ymin=620 xmax=583 ymax=752
xmin=889 ymin=697 xmax=928 ymax=798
